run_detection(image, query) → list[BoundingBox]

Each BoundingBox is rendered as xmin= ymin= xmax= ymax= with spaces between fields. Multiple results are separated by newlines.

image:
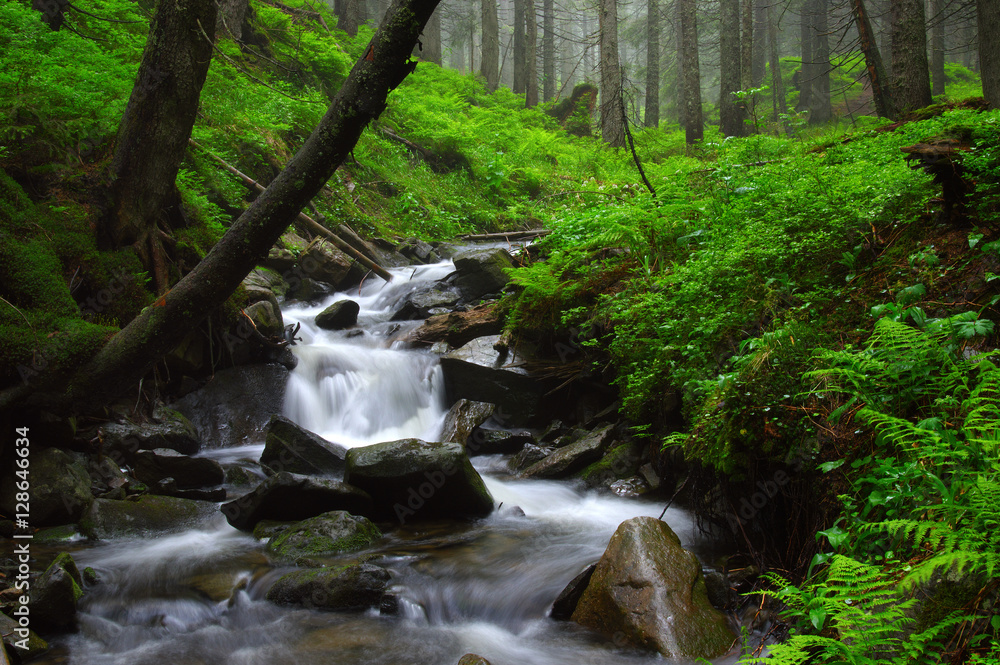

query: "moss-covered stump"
xmin=571 ymin=516 xmax=734 ymax=659
xmin=266 ymin=511 xmax=381 ymax=563
xmin=0 ymin=448 xmax=92 ymax=526
xmin=344 ymin=439 xmax=494 ymax=524
xmin=80 ymin=495 xmax=210 ymax=539
xmin=265 ymin=563 xmax=389 ymax=611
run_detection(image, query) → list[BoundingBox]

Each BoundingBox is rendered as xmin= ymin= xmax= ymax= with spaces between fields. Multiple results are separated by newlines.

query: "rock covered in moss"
xmin=266 ymin=511 xmax=381 ymax=563
xmin=29 ymin=553 xmax=84 ymax=630
xmin=0 ymin=612 xmax=48 ymax=660
xmin=265 ymin=563 xmax=389 ymax=611
xmin=344 ymin=439 xmax=494 ymax=523
xmin=571 ymin=516 xmax=734 ymax=659
xmin=521 ymin=424 xmax=616 ymax=479
xmin=438 ymin=399 xmax=495 ymax=445
xmin=452 ymin=248 xmax=513 ymax=300
xmin=80 ymin=495 xmax=211 ymax=539
xmin=457 ymin=655 xmax=493 ymax=665
xmin=0 ymin=447 xmax=92 ymax=526
xmin=315 ymin=299 xmax=360 ymax=330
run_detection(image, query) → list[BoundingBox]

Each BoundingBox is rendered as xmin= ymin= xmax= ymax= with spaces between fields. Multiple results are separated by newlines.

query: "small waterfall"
xmin=281 ymin=261 xmax=455 ymax=447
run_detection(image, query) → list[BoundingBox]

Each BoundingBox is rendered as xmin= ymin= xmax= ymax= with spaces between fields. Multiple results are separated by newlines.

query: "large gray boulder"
xmin=439 ymin=335 xmax=543 ymax=426
xmin=453 ymin=248 xmax=513 ymax=300
xmin=260 ymin=415 xmax=347 ymax=477
xmin=132 ymin=449 xmax=225 ymax=490
xmin=221 ymin=472 xmax=373 ymax=531
xmin=344 ymin=439 xmax=494 ymax=524
xmin=520 ymin=424 xmax=616 ymax=479
xmin=571 ymin=516 xmax=734 ymax=659
xmin=171 ymin=363 xmax=288 ymax=448
xmin=299 ymin=238 xmax=353 ymax=288
xmin=80 ymin=495 xmax=212 ymax=539
xmin=390 ymin=287 xmax=461 ymax=321
xmin=101 ymin=411 xmax=201 ymax=456
xmin=315 ymin=299 xmax=360 ymax=330
xmin=266 ymin=511 xmax=381 ymax=563
xmin=438 ymin=399 xmax=495 ymax=445
xmin=266 ymin=563 xmax=389 ymax=611
xmin=0 ymin=448 xmax=92 ymax=526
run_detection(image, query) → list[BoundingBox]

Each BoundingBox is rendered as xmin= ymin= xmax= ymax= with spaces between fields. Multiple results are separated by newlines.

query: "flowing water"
xmin=38 ymin=260 xmax=738 ymax=665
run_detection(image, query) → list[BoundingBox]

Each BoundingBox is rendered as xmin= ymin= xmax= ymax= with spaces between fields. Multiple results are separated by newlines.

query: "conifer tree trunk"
xmin=422 ymin=6 xmax=442 ymax=63
xmin=599 ymin=0 xmax=625 ymax=146
xmin=644 ymin=0 xmax=660 ymax=127
xmin=61 ymin=0 xmax=444 ymax=411
xmin=851 ymin=0 xmax=895 ymax=118
xmin=979 ymin=0 xmax=1000 ymax=107
xmin=719 ymin=0 xmax=744 ymax=136
xmin=930 ymin=0 xmax=946 ymax=96
xmin=751 ymin=0 xmax=767 ymax=86
xmin=891 ymin=0 xmax=932 ymax=113
xmin=740 ymin=0 xmax=753 ymax=90
xmin=104 ymin=0 xmax=217 ymax=295
xmin=542 ymin=0 xmax=555 ymax=101
xmin=680 ymin=0 xmax=703 ymax=143
xmin=768 ymin=1 xmax=789 ymax=126
xmin=481 ymin=0 xmax=500 ymax=89
xmin=796 ymin=0 xmax=814 ymax=113
xmin=808 ymin=0 xmax=832 ymax=124
xmin=513 ymin=0 xmax=526 ymax=92
xmin=526 ymin=0 xmax=539 ymax=106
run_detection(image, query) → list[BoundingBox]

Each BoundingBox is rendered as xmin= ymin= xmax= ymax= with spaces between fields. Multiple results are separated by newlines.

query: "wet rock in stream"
xmin=0 ymin=448 xmax=92 ymax=526
xmin=259 ymin=415 xmax=348 ymax=477
xmin=520 ymin=423 xmax=616 ymax=479
xmin=221 ymin=472 xmax=374 ymax=531
xmin=81 ymin=495 xmax=215 ymax=539
xmin=265 ymin=511 xmax=382 ymax=563
xmin=265 ymin=563 xmax=390 ymax=611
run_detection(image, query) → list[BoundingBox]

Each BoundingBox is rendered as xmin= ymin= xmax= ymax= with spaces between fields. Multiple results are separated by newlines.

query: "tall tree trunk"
xmin=481 ymin=0 xmax=500 ymax=89
xmin=808 ymin=0 xmax=832 ymax=124
xmin=599 ymin=0 xmax=625 ymax=146
xmin=796 ymin=0 xmax=814 ymax=113
xmin=891 ymin=0 xmax=932 ymax=113
xmin=930 ymin=0 xmax=945 ymax=95
xmin=645 ymin=0 xmax=660 ymax=127
xmin=525 ymin=0 xmax=539 ymax=106
xmin=513 ymin=0 xmax=526 ymax=92
xmin=542 ymin=0 xmax=555 ymax=101
xmin=978 ymin=0 xmax=999 ymax=106
xmin=337 ymin=0 xmax=365 ymax=34
xmin=422 ymin=6 xmax=442 ymax=63
xmin=676 ymin=0 xmax=686 ymax=129
xmin=215 ymin=0 xmax=248 ymax=39
xmin=57 ymin=0 xmax=443 ymax=412
xmin=720 ymin=0 xmax=744 ymax=136
xmin=851 ymin=0 xmax=895 ymax=118
xmin=768 ymin=0 xmax=789 ymax=127
xmin=560 ymin=16 xmax=577 ymax=96
xmin=752 ymin=0 xmax=767 ymax=86
xmin=104 ymin=0 xmax=217 ymax=295
xmin=741 ymin=0 xmax=753 ymax=89
xmin=680 ymin=0 xmax=703 ymax=143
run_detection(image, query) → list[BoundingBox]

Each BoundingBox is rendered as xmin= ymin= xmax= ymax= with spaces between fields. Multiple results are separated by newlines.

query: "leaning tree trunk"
xmin=719 ymin=0 xmax=744 ymax=136
xmin=59 ymin=0 xmax=444 ymax=411
xmin=525 ymin=0 xmax=539 ymax=106
xmin=980 ymin=0 xmax=1000 ymax=107
xmin=891 ymin=0 xmax=932 ymax=113
xmin=851 ymin=0 xmax=895 ymax=118
xmin=599 ymin=0 xmax=625 ymax=147
xmin=481 ymin=0 xmax=500 ymax=89
xmin=680 ymin=0 xmax=703 ymax=143
xmin=104 ymin=0 xmax=217 ymax=294
xmin=644 ymin=0 xmax=660 ymax=127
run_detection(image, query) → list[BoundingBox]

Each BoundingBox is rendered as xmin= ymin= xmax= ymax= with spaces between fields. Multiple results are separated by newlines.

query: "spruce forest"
xmin=1 ymin=0 xmax=999 ymax=662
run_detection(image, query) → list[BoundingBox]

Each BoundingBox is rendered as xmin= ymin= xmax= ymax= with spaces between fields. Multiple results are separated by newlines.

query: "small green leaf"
xmin=809 ymin=608 xmax=827 ymax=631
xmin=819 ymin=459 xmax=846 ymax=473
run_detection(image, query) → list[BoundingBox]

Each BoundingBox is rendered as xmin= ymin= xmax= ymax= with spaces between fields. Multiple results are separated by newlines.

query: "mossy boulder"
xmin=260 ymin=415 xmax=347 ymax=477
xmin=344 ymin=439 xmax=494 ymax=523
xmin=457 ymin=655 xmax=493 ymax=665
xmin=221 ymin=472 xmax=374 ymax=531
xmin=521 ymin=424 xmax=616 ymax=479
xmin=0 ymin=447 xmax=92 ymax=526
xmin=265 ymin=563 xmax=390 ymax=611
xmin=315 ymin=299 xmax=360 ymax=330
xmin=266 ymin=511 xmax=381 ymax=563
xmin=0 ymin=612 xmax=48 ymax=660
xmin=571 ymin=516 xmax=734 ymax=659
xmin=132 ymin=449 xmax=225 ymax=489
xmin=578 ymin=441 xmax=644 ymax=489
xmin=452 ymin=248 xmax=513 ymax=301
xmin=80 ymin=495 xmax=211 ymax=539
xmin=439 ymin=399 xmax=495 ymax=445
xmin=102 ymin=413 xmax=201 ymax=456
xmin=28 ymin=553 xmax=84 ymax=630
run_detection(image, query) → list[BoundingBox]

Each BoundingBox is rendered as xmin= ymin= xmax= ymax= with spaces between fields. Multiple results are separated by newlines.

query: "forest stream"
xmin=31 ymin=258 xmax=736 ymax=665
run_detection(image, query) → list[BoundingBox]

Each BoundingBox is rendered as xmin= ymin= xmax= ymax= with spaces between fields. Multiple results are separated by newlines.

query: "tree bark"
xmin=891 ymin=0 xmax=932 ymax=113
xmin=740 ymin=0 xmax=753 ymax=90
xmin=542 ymin=0 xmax=555 ymax=101
xmin=851 ymin=0 xmax=895 ymax=118
xmin=929 ymin=0 xmax=945 ymax=96
xmin=421 ymin=5 xmax=442 ymax=63
xmin=752 ymin=0 xmax=767 ymax=87
xmin=720 ymin=0 xmax=744 ymax=136
xmin=103 ymin=0 xmax=217 ymax=294
xmin=979 ymin=0 xmax=1000 ymax=107
xmin=680 ymin=0 xmax=703 ymax=143
xmin=768 ymin=0 xmax=789 ymax=128
xmin=61 ymin=0 xmax=442 ymax=411
xmin=481 ymin=0 xmax=500 ymax=89
xmin=644 ymin=0 xmax=660 ymax=127
xmin=513 ymin=0 xmax=526 ymax=92
xmin=525 ymin=0 xmax=539 ymax=106
xmin=599 ymin=0 xmax=625 ymax=146
xmin=796 ymin=0 xmax=814 ymax=113
xmin=215 ymin=0 xmax=249 ymax=39
xmin=808 ymin=0 xmax=832 ymax=124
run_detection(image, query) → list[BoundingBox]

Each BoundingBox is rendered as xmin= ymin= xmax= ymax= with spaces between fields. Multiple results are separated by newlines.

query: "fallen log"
xmin=460 ymin=229 xmax=551 ymax=241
